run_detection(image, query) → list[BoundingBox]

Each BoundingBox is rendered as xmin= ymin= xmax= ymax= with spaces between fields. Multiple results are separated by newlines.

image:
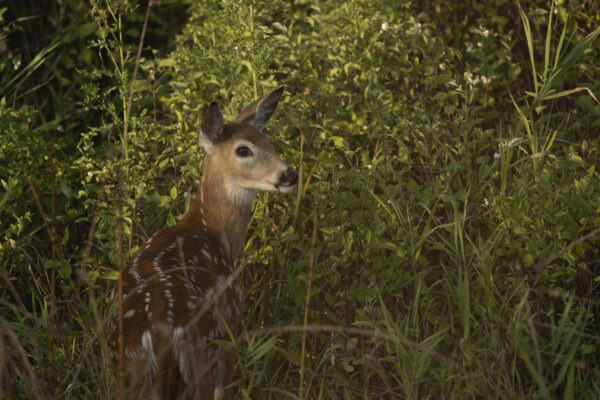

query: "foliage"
xmin=1 ymin=0 xmax=599 ymax=398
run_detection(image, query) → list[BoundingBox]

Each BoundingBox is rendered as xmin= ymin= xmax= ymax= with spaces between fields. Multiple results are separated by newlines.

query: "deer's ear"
xmin=199 ymin=101 xmax=223 ymax=154
xmin=235 ymin=86 xmax=284 ymax=131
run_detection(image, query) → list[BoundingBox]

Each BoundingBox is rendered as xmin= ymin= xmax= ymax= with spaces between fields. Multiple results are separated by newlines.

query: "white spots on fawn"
xmin=220 ymin=255 xmax=229 ymax=269
xmin=172 ymin=327 xmax=189 ymax=382
xmin=144 ymin=232 xmax=157 ymax=250
xmin=152 ymin=256 xmax=166 ymax=279
xmin=141 ymin=330 xmax=157 ymax=373
xmin=109 ymin=87 xmax=296 ymax=397
xmin=144 ymin=291 xmax=151 ymax=313
xmin=165 ymin=288 xmax=175 ymax=324
xmin=128 ymin=253 xmax=143 ymax=288
xmin=172 ymin=325 xmax=185 ymax=340
xmin=176 ymin=235 xmax=189 ymax=281
xmin=152 ymin=241 xmax=177 ymax=275
xmin=184 ymin=289 xmax=199 ymax=311
xmin=201 ymin=247 xmax=213 ymax=262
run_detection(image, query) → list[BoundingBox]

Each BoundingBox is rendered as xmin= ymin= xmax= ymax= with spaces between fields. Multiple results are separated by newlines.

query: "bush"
xmin=1 ymin=0 xmax=598 ymax=398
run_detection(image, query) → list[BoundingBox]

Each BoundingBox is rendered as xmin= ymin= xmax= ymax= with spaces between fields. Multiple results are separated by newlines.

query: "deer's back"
xmin=108 ymin=222 xmax=243 ymax=399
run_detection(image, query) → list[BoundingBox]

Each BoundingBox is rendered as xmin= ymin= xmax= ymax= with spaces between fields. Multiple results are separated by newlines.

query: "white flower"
xmin=464 ymin=71 xmax=473 ymax=83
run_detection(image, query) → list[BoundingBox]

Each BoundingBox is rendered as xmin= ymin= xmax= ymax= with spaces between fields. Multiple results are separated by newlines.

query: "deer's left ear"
xmin=235 ymin=86 xmax=284 ymax=131
xmin=199 ymin=101 xmax=223 ymax=154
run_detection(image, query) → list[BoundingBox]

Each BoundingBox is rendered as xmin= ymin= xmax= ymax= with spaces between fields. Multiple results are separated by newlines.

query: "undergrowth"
xmin=1 ymin=0 xmax=599 ymax=398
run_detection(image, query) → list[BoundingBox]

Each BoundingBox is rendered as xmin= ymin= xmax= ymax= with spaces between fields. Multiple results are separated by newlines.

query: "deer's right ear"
xmin=199 ymin=101 xmax=223 ymax=154
xmin=235 ymin=86 xmax=284 ymax=131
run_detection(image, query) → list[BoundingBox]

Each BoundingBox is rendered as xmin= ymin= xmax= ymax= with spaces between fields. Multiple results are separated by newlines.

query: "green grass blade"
xmin=553 ymin=13 xmax=569 ymax=71
xmin=0 ymin=40 xmax=61 ymax=98
xmin=545 ymin=26 xmax=600 ymax=97
xmin=518 ymin=3 xmax=538 ymax=94
xmin=544 ymin=1 xmax=554 ymax=82
xmin=542 ymin=86 xmax=600 ymax=104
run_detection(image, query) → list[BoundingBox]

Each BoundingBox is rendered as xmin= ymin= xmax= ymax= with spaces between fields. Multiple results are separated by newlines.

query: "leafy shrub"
xmin=0 ymin=0 xmax=598 ymax=398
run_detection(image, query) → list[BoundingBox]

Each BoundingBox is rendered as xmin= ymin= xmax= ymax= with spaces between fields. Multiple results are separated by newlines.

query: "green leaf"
xmin=329 ymin=136 xmax=348 ymax=150
xmin=158 ymin=57 xmax=177 ymax=68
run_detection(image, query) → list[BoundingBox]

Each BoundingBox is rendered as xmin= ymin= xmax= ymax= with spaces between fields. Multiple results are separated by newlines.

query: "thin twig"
xmin=122 ymin=0 xmax=154 ymax=144
xmin=299 ymin=213 xmax=317 ymax=398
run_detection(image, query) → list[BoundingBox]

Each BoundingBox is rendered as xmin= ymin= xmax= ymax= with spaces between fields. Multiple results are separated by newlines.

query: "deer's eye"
xmin=236 ymin=145 xmax=253 ymax=157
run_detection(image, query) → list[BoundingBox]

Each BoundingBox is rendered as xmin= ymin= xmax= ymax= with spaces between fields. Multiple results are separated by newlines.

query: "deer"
xmin=107 ymin=86 xmax=297 ymax=399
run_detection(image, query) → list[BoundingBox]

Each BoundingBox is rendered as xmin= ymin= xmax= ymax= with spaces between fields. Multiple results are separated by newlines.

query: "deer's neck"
xmin=183 ymin=166 xmax=255 ymax=262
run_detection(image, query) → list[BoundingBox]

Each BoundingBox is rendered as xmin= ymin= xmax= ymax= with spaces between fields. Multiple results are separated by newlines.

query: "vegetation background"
xmin=1 ymin=0 xmax=599 ymax=398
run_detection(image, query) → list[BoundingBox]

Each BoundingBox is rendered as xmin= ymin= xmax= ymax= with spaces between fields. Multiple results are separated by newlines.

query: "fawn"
xmin=107 ymin=87 xmax=297 ymax=399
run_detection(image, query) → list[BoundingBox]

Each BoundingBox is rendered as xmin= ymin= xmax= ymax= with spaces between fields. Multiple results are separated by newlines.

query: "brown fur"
xmin=107 ymin=87 xmax=296 ymax=399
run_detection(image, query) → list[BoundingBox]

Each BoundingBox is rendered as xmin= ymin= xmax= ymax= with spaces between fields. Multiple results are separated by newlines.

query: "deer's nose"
xmin=279 ymin=167 xmax=298 ymax=188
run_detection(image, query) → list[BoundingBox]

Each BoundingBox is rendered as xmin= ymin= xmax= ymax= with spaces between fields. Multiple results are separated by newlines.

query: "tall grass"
xmin=510 ymin=2 xmax=600 ymax=178
xmin=1 ymin=0 xmax=599 ymax=399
